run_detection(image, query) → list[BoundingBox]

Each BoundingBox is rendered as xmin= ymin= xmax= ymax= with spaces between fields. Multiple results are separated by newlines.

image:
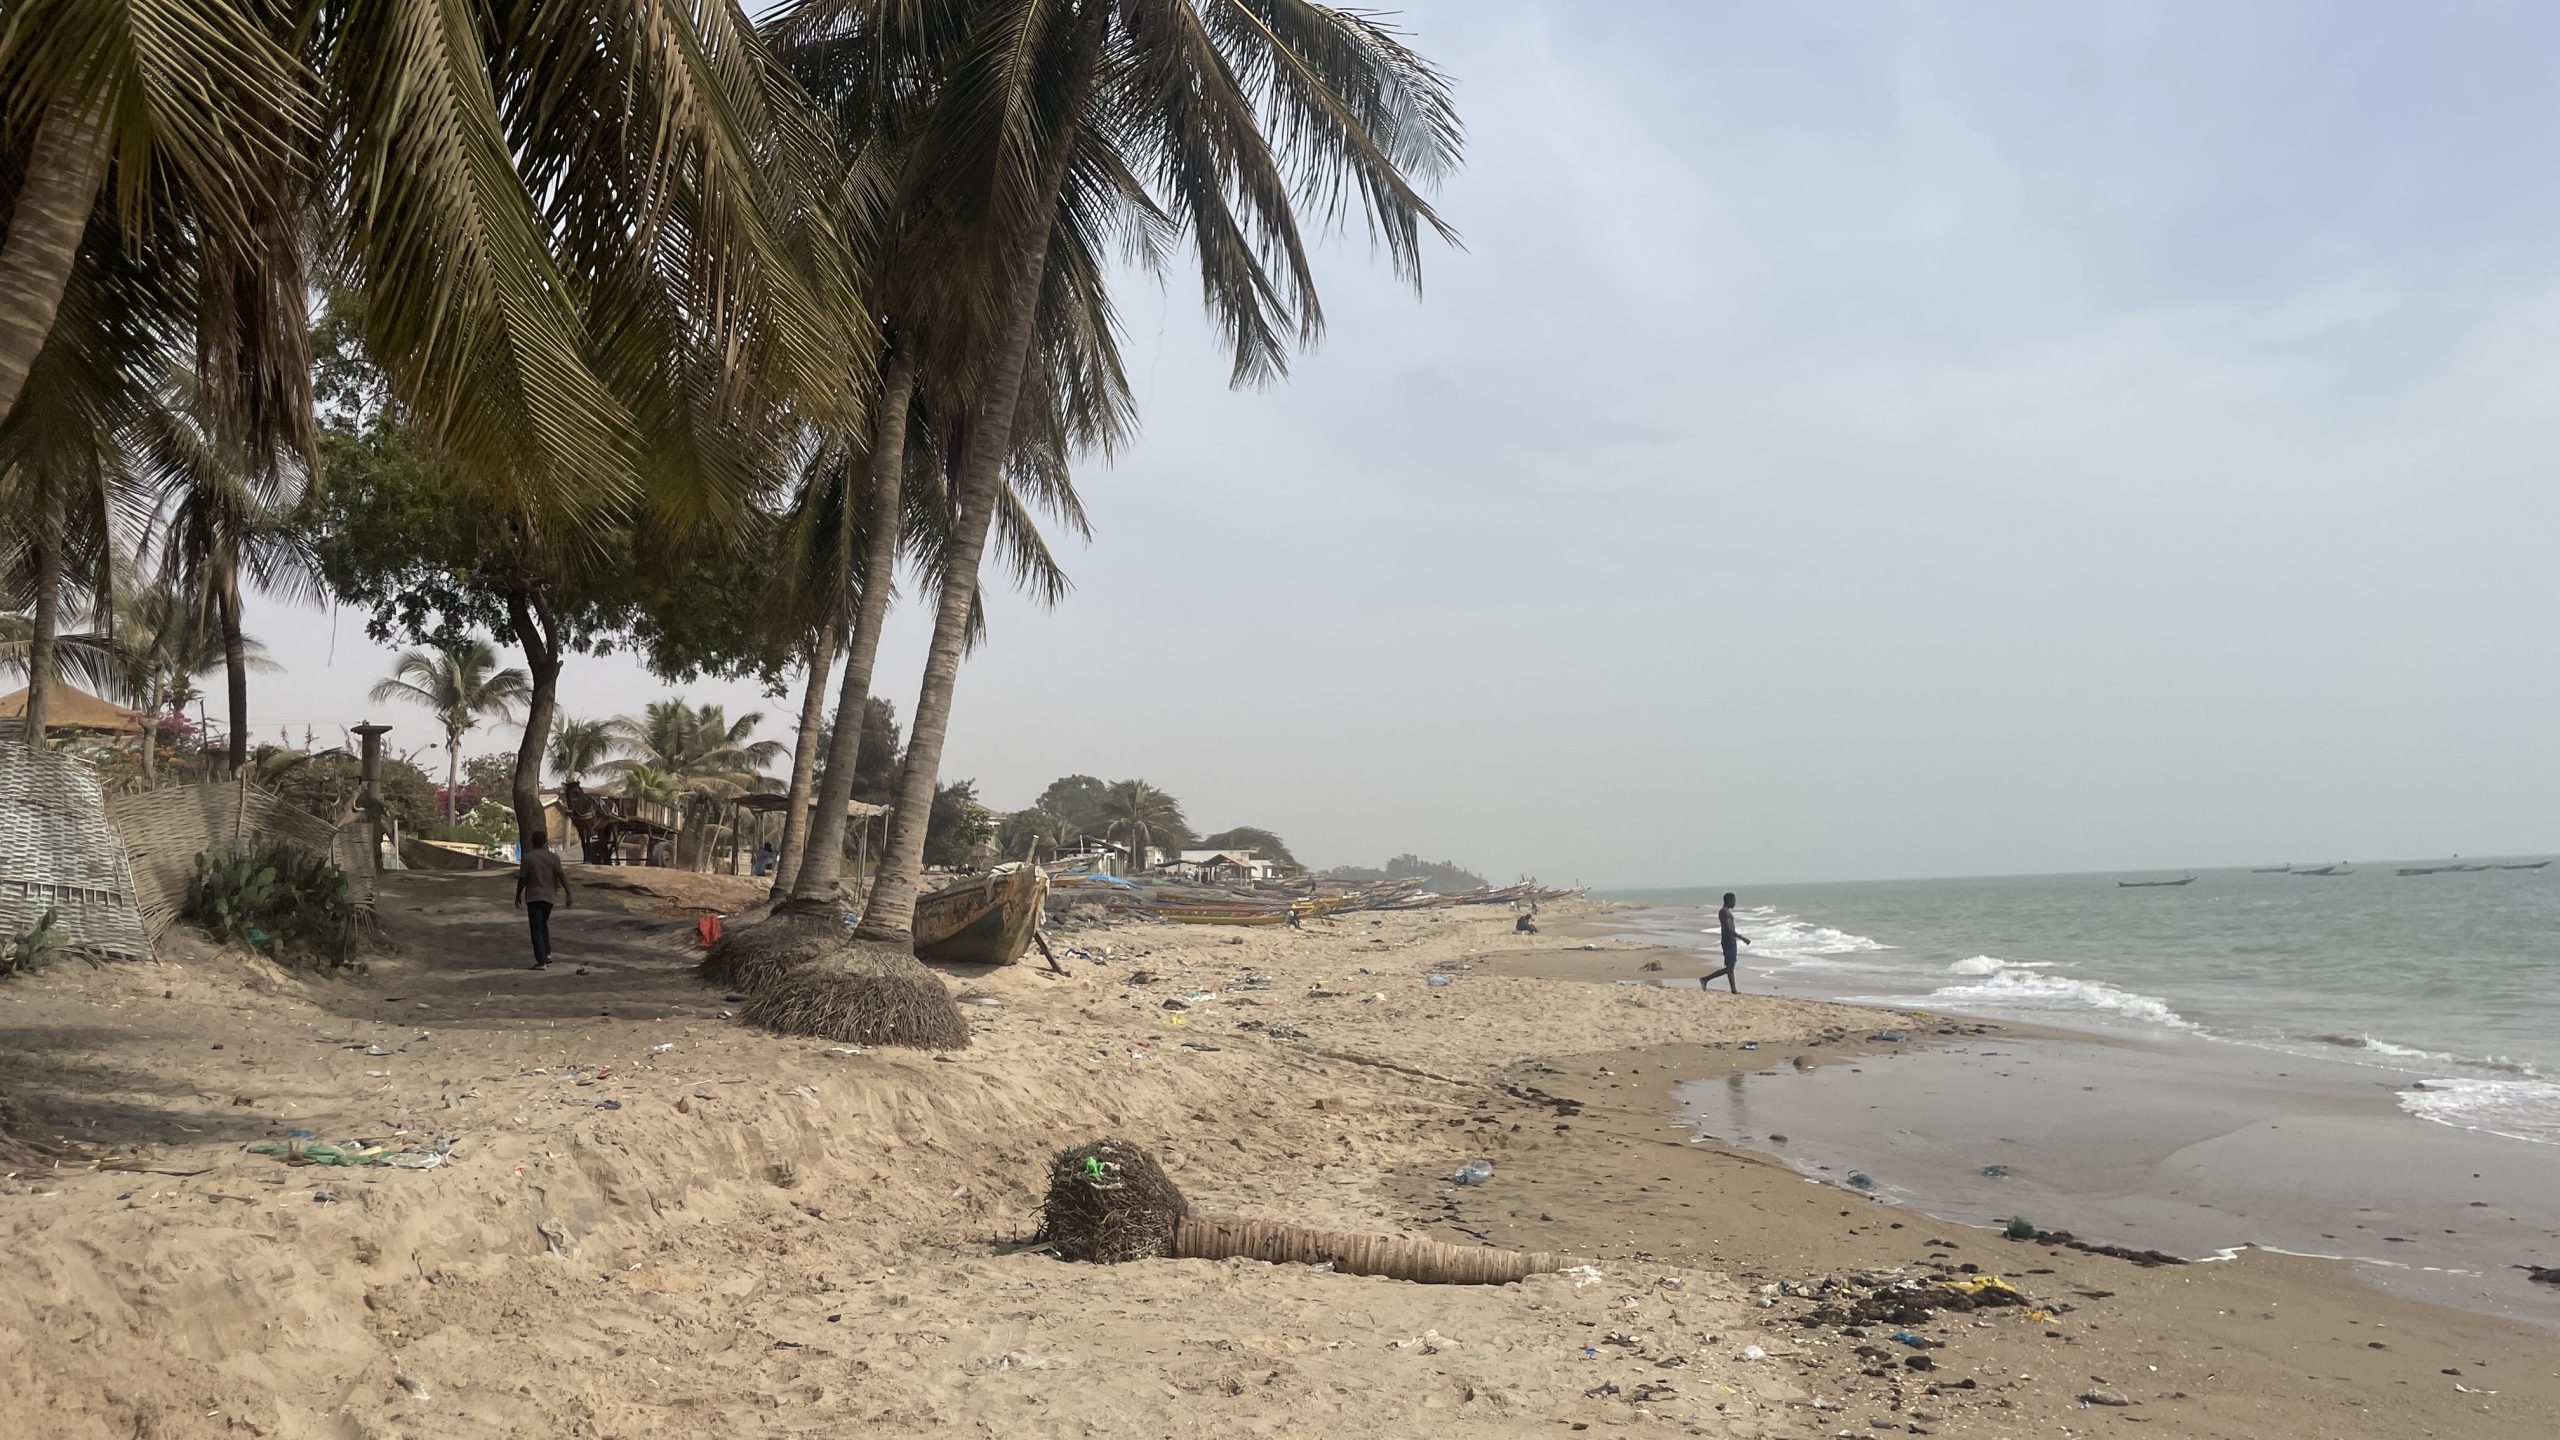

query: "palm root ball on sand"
xmin=709 ymin=912 xmax=970 ymax=1052
xmin=699 ymin=905 xmax=839 ymax=991
xmin=1038 ymin=1139 xmax=1190 ymax=1262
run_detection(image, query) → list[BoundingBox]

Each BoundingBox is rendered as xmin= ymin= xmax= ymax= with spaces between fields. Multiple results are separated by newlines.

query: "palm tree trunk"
xmin=0 ymin=98 xmax=110 ymax=428
xmin=22 ymin=519 xmax=62 ymax=743
xmin=856 ymin=16 xmax=1101 ymax=939
xmin=787 ymin=347 xmax=918 ymax=905
xmin=505 ymin=589 xmax=562 ymax=848
xmin=140 ymin=673 xmax=163 ymax=786
xmin=217 ymin=566 xmax=250 ymax=774
xmin=444 ymin=729 xmax=462 ymax=830
xmin=771 ymin=629 xmax=839 ymax=896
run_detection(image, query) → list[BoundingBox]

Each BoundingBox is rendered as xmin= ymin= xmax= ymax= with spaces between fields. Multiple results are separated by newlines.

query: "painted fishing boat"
xmin=913 ymin=866 xmax=1049 ymax=965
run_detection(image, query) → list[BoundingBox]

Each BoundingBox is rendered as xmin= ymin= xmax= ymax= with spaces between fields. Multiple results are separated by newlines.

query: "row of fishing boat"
xmin=1045 ymin=872 xmax=1583 ymax=927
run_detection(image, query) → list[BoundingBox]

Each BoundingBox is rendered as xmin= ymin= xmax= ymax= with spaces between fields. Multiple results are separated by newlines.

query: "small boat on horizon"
xmin=2117 ymin=876 xmax=2197 ymax=888
xmin=2291 ymin=864 xmax=2350 ymax=877
xmin=2499 ymin=860 xmax=2552 ymax=871
xmin=2250 ymin=863 xmax=2292 ymax=874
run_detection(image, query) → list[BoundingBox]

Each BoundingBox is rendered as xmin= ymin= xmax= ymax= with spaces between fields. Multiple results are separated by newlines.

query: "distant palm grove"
xmin=0 ymin=1 xmax=1460 ymax=948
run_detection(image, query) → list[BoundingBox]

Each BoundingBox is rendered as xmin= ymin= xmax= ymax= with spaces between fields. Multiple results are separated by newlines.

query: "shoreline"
xmin=1545 ymin=901 xmax=2560 ymax=1332
xmin=1 ymin=881 xmax=2554 ymax=1437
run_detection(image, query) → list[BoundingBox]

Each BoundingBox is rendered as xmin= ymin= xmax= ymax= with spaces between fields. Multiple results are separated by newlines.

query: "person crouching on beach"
xmin=515 ymin=829 xmax=574 ymax=970
xmin=1702 ymin=891 xmax=1750 ymax=992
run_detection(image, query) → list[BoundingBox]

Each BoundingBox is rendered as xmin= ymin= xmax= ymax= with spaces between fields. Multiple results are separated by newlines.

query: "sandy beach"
xmin=4 ymin=878 xmax=2557 ymax=1438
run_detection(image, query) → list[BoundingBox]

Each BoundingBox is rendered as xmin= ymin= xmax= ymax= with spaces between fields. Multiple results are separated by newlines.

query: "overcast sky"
xmin=242 ymin=1 xmax=2560 ymax=886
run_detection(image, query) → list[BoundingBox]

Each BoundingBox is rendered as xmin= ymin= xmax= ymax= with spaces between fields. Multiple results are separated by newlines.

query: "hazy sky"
xmin=241 ymin=1 xmax=2560 ymax=886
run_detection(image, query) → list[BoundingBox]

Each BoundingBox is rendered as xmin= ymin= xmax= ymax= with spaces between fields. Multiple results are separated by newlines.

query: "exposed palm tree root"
xmin=697 ymin=903 xmax=839 ymax=991
xmin=737 ymin=935 xmax=968 ymax=1051
xmin=1036 ymin=1139 xmax=1585 ymax=1286
xmin=1036 ymin=1139 xmax=1190 ymax=1262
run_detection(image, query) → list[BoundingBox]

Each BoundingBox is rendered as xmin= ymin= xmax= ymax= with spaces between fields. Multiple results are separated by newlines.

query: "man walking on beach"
xmin=1703 ymin=892 xmax=1750 ymax=992
xmin=515 ymin=829 xmax=573 ymax=970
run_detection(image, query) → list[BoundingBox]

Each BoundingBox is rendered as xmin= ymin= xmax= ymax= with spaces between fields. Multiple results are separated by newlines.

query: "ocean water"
xmin=1604 ymin=862 xmax=2560 ymax=1147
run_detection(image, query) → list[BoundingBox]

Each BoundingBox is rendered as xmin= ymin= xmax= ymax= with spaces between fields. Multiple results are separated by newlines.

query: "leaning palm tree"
xmin=368 ymin=640 xmax=530 ymax=828
xmin=785 ymin=0 xmax=1460 ymax=946
xmin=1096 ymin=781 xmax=1190 ymax=873
xmin=548 ymin=715 xmax=614 ymax=783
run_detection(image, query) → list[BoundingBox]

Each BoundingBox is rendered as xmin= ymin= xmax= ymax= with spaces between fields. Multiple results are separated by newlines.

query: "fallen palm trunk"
xmin=1037 ymin=1139 xmax=1582 ymax=1287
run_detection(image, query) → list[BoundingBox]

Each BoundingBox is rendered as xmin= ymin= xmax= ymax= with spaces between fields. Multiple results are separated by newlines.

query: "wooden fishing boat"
xmin=2500 ymin=860 xmax=2552 ymax=871
xmin=2250 ymin=864 xmax=2291 ymax=874
xmin=914 ymin=866 xmax=1049 ymax=965
xmin=2116 ymin=877 xmax=2195 ymax=888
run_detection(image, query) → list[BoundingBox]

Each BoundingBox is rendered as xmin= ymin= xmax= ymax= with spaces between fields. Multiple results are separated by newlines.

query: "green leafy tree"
xmin=997 ymin=805 xmax=1081 ymax=863
xmin=366 ymin=640 xmax=530 ymax=829
xmin=1329 ymin=855 xmax=1490 ymax=895
xmin=922 ymin=779 xmax=993 ymax=869
xmin=1032 ymin=775 xmax=1110 ymax=834
xmin=1199 ymin=827 xmax=1298 ymax=869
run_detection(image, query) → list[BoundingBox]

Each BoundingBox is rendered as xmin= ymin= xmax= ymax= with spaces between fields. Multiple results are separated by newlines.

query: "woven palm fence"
xmin=106 ymin=777 xmax=377 ymax=941
xmin=0 ymin=740 xmax=151 ymax=961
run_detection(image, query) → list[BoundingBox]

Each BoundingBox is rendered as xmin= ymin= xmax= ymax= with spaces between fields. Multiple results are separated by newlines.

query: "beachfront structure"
xmin=0 ymin=684 xmax=143 ymax=739
xmin=1165 ymin=849 xmax=1278 ymax=884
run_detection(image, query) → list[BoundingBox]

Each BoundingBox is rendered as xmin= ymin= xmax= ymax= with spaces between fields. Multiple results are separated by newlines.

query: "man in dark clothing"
xmin=1702 ymin=891 xmax=1750 ymax=992
xmin=515 ymin=829 xmax=573 ymax=970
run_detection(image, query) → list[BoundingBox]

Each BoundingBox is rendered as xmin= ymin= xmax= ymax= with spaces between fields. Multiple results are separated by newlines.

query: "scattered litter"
xmin=1425 ymin=973 xmax=1452 ymax=988
xmin=311 ymin=1190 xmax=338 ymax=1203
xmin=648 ymin=1043 xmax=675 ymax=1055
xmin=1739 ymin=1042 xmax=1758 ymax=1051
xmin=596 ymin=1099 xmax=622 ymax=1111
xmin=2080 ymin=1390 xmax=2131 ymax=1407
xmin=391 ymin=1365 xmax=429 ymax=1401
xmin=364 ymin=1045 xmax=391 ymax=1057
xmin=1739 ymin=1345 xmax=1767 ymax=1361
xmin=248 ymin=1139 xmax=455 ymax=1169
xmin=970 ymin=1350 xmax=1070 ymax=1372
xmin=1893 ymin=1330 xmax=1928 ymax=1348
xmin=1980 ymin=1164 xmax=2012 ymax=1178
xmin=1868 ymin=1030 xmax=1909 ymax=1044
xmin=1452 ymin=1159 xmax=1495 ymax=1186
xmin=1562 ymin=1264 xmax=1606 ymax=1287
xmin=1388 ymin=1329 xmax=1448 ymax=1354
xmin=828 ymin=1046 xmax=867 ymax=1056
xmin=1845 ymin=1171 xmax=1876 ymax=1191
xmin=538 ymin=1216 xmax=575 ymax=1259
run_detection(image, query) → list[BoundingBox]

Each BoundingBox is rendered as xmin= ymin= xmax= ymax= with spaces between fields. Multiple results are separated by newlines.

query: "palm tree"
xmin=1096 ymin=781 xmax=1191 ymax=873
xmin=4 ymin=3 xmax=867 ymax=810
xmin=778 ymin=0 xmax=1459 ymax=942
xmin=66 ymin=580 xmax=271 ymax=784
xmin=368 ymin=640 xmax=531 ymax=828
xmin=132 ymin=368 xmax=317 ymax=773
xmin=600 ymin=700 xmax=786 ymax=870
xmin=548 ymin=716 xmax=615 ymax=783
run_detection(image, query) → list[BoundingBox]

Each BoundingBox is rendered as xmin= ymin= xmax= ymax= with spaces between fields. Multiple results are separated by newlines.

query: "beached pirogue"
xmin=912 ymin=867 xmax=1049 ymax=964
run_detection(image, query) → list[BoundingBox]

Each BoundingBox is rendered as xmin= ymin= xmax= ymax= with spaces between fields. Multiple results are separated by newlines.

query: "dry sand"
xmin=0 ymin=876 xmax=2553 ymax=1438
